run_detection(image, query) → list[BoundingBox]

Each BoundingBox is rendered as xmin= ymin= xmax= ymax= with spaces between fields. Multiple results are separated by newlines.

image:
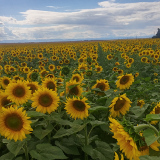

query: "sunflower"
xmin=65 ymin=97 xmax=90 ymax=120
xmin=109 ymin=118 xmax=140 ymax=160
xmin=117 ymin=69 xmax=123 ymax=75
xmin=107 ymin=54 xmax=113 ymax=60
xmin=42 ymin=78 xmax=57 ymax=92
xmin=66 ymin=80 xmax=83 ymax=97
xmin=0 ymin=76 xmax=12 ymax=89
xmin=37 ymin=53 xmax=43 ymax=59
xmin=56 ymin=77 xmax=64 ymax=86
xmin=23 ymin=66 xmax=30 ymax=73
xmin=5 ymin=80 xmax=31 ymax=105
xmin=0 ymin=92 xmax=14 ymax=110
xmin=48 ymin=64 xmax=55 ymax=71
xmin=116 ymin=73 xmax=134 ymax=90
xmin=150 ymin=102 xmax=160 ymax=125
xmin=0 ymin=106 xmax=33 ymax=141
xmin=78 ymin=63 xmax=88 ymax=72
xmin=95 ymin=65 xmax=103 ymax=73
xmin=31 ymin=87 xmax=59 ymax=114
xmin=13 ymin=75 xmax=24 ymax=82
xmin=135 ymin=72 xmax=139 ymax=77
xmin=113 ymin=67 xmax=118 ymax=72
xmin=126 ymin=63 xmax=131 ymax=68
xmin=40 ymin=70 xmax=49 ymax=79
xmin=141 ymin=57 xmax=148 ymax=63
xmin=71 ymin=73 xmax=84 ymax=83
xmin=128 ymin=58 xmax=134 ymax=64
xmin=92 ymin=79 xmax=110 ymax=95
xmin=109 ymin=94 xmax=132 ymax=117
xmin=137 ymin=100 xmax=145 ymax=108
xmin=26 ymin=81 xmax=39 ymax=95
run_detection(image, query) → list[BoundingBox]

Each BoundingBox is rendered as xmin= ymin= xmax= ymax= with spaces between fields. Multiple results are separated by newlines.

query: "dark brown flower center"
xmin=5 ymin=113 xmax=23 ymax=131
xmin=49 ymin=66 xmax=54 ymax=69
xmin=46 ymin=82 xmax=56 ymax=91
xmin=69 ymin=86 xmax=79 ymax=95
xmin=73 ymin=76 xmax=79 ymax=82
xmin=155 ymin=107 xmax=160 ymax=114
xmin=120 ymin=76 xmax=129 ymax=85
xmin=27 ymin=84 xmax=37 ymax=94
xmin=96 ymin=83 xmax=105 ymax=91
xmin=139 ymin=145 xmax=148 ymax=151
xmin=73 ymin=100 xmax=85 ymax=111
xmin=39 ymin=94 xmax=53 ymax=107
xmin=1 ymin=97 xmax=12 ymax=107
xmin=12 ymin=86 xmax=25 ymax=97
xmin=137 ymin=101 xmax=142 ymax=106
xmin=114 ymin=98 xmax=126 ymax=111
xmin=3 ymin=79 xmax=9 ymax=85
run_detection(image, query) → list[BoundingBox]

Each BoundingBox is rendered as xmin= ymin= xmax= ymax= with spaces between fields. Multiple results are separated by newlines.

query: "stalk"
xmin=134 ymin=124 xmax=159 ymax=136
xmin=24 ymin=142 xmax=29 ymax=160
xmin=84 ymin=124 xmax=88 ymax=160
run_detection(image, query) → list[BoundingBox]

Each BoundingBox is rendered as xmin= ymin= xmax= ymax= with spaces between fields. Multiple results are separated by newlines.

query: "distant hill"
xmin=152 ymin=28 xmax=160 ymax=38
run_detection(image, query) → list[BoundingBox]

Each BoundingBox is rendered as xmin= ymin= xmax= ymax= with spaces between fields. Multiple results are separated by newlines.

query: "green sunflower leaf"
xmin=33 ymin=124 xmax=53 ymax=140
xmin=26 ymin=111 xmax=47 ymax=117
xmin=53 ymin=123 xmax=87 ymax=139
xmin=89 ymin=106 xmax=108 ymax=113
xmin=145 ymin=114 xmax=160 ymax=122
xmin=143 ymin=128 xmax=159 ymax=146
xmin=7 ymin=140 xmax=25 ymax=156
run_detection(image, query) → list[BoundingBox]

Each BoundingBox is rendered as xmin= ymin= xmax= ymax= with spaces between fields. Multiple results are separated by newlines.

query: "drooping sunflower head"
xmin=65 ymin=97 xmax=90 ymax=120
xmin=116 ymin=73 xmax=134 ymax=90
xmin=66 ymin=80 xmax=83 ymax=97
xmin=42 ymin=78 xmax=57 ymax=91
xmin=5 ymin=80 xmax=31 ymax=105
xmin=0 ymin=106 xmax=33 ymax=141
xmin=31 ymin=87 xmax=59 ymax=114
xmin=109 ymin=93 xmax=132 ymax=117
xmin=109 ymin=117 xmax=141 ymax=160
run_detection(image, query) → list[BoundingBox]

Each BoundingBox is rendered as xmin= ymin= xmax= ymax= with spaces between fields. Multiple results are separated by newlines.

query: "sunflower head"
xmin=31 ymin=87 xmax=59 ymax=114
xmin=116 ymin=73 xmax=134 ymax=90
xmin=109 ymin=94 xmax=132 ymax=117
xmin=66 ymin=80 xmax=83 ymax=97
xmin=5 ymin=80 xmax=31 ymax=105
xmin=42 ymin=78 xmax=57 ymax=91
xmin=0 ymin=106 xmax=33 ymax=141
xmin=65 ymin=97 xmax=90 ymax=120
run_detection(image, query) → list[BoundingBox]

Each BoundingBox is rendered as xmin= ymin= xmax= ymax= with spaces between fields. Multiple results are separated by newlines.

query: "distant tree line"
xmin=152 ymin=28 xmax=160 ymax=38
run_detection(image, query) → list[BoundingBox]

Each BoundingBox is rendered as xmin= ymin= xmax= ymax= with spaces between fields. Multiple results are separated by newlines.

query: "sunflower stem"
xmin=24 ymin=142 xmax=29 ymax=160
xmin=84 ymin=124 xmax=88 ymax=160
xmin=134 ymin=124 xmax=159 ymax=136
xmin=64 ymin=75 xmax=67 ymax=100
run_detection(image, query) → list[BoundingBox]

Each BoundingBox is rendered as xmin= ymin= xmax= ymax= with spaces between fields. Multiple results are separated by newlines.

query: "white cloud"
xmin=1 ymin=0 xmax=160 ymax=41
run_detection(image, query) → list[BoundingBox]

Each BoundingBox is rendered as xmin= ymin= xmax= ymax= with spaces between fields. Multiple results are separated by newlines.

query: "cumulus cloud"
xmin=1 ymin=0 xmax=160 ymax=41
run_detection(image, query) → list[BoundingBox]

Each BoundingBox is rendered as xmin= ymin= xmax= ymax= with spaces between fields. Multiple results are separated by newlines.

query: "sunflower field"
xmin=0 ymin=38 xmax=160 ymax=160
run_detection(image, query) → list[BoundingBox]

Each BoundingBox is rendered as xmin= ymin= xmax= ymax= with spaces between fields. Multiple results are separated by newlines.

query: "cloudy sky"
xmin=0 ymin=0 xmax=160 ymax=42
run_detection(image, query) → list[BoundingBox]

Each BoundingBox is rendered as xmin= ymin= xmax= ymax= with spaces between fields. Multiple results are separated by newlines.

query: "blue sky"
xmin=0 ymin=0 xmax=160 ymax=42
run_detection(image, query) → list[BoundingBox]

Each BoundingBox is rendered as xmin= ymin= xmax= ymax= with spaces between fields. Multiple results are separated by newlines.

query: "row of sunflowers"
xmin=0 ymin=38 xmax=160 ymax=160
